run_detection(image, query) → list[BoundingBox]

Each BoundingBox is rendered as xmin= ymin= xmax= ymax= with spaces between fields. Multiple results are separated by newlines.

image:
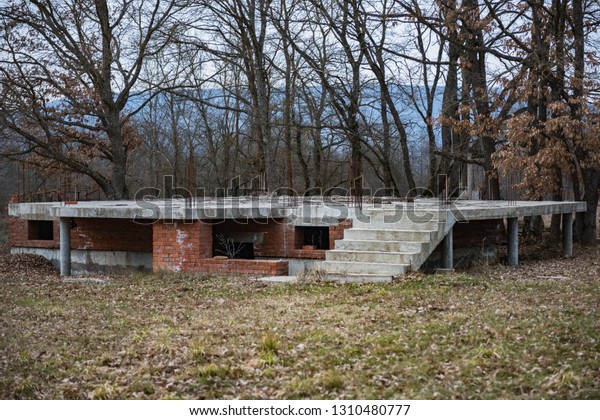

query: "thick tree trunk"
xmin=461 ymin=0 xmax=500 ymax=200
xmin=571 ymin=0 xmax=597 ymax=245
xmin=439 ymin=2 xmax=460 ymax=197
xmin=97 ymin=0 xmax=127 ymax=199
xmin=283 ymin=59 xmax=294 ymax=190
xmin=347 ymin=108 xmax=364 ymax=197
xmin=294 ymin=125 xmax=310 ymax=191
xmin=107 ymin=116 xmax=128 ymax=200
xmin=312 ymin=123 xmax=325 ymax=191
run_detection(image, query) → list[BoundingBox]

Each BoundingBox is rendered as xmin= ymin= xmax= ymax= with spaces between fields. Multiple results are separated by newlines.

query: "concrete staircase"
xmin=322 ymin=209 xmax=455 ymax=281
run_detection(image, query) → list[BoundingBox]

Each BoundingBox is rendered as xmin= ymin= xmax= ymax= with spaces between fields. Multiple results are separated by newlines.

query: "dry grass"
xmin=1 ymin=246 xmax=599 ymax=399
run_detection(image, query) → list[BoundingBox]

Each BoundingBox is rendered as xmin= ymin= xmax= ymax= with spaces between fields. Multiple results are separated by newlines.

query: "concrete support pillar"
xmin=507 ymin=217 xmax=519 ymax=266
xmin=441 ymin=226 xmax=454 ymax=270
xmin=59 ymin=217 xmax=71 ymax=276
xmin=562 ymin=212 xmax=573 ymax=258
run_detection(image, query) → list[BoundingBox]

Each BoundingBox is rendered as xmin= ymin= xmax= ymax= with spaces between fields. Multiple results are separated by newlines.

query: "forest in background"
xmin=0 ymin=0 xmax=598 ymax=243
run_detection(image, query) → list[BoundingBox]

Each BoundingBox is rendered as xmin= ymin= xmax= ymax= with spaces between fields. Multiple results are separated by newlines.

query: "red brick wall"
xmin=8 ymin=217 xmax=59 ymax=249
xmin=211 ymin=219 xmax=292 ymax=258
xmin=190 ymin=259 xmax=288 ymax=276
xmin=210 ymin=218 xmax=352 ymax=260
xmin=152 ymin=221 xmax=213 ymax=271
xmin=71 ymin=219 xmax=152 ymax=252
xmin=8 ymin=217 xmax=152 ymax=252
xmin=329 ymin=219 xmax=353 ymax=249
xmin=285 ymin=219 xmax=352 ymax=259
xmin=152 ymin=220 xmax=288 ymax=275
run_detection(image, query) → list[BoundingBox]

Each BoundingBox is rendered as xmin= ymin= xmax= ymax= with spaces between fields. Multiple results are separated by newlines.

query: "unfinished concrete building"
xmin=7 ymin=196 xmax=586 ymax=281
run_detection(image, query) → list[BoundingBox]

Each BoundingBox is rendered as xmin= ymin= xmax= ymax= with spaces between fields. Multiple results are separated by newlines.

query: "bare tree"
xmin=0 ymin=0 xmax=189 ymax=198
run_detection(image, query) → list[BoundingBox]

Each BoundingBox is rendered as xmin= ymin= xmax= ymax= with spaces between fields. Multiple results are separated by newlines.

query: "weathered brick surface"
xmin=329 ymin=219 xmax=353 ymax=249
xmin=8 ymin=217 xmax=152 ymax=252
xmin=190 ymin=259 xmax=288 ymax=276
xmin=152 ymin=221 xmax=212 ymax=272
xmin=8 ymin=217 xmax=59 ymax=249
xmin=152 ymin=220 xmax=288 ymax=275
xmin=211 ymin=218 xmax=352 ymax=260
xmin=9 ymin=213 xmax=353 ymax=275
xmin=71 ymin=219 xmax=152 ymax=252
xmin=211 ymin=219 xmax=291 ymax=258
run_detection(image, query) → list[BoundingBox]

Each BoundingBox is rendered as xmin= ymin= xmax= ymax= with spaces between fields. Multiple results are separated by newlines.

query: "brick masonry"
xmin=211 ymin=218 xmax=352 ymax=260
xmin=187 ymin=259 xmax=288 ymax=276
xmin=152 ymin=220 xmax=212 ymax=272
xmin=152 ymin=220 xmax=290 ymax=275
xmin=9 ymin=214 xmax=353 ymax=276
xmin=8 ymin=217 xmax=60 ymax=249
xmin=8 ymin=217 xmax=152 ymax=252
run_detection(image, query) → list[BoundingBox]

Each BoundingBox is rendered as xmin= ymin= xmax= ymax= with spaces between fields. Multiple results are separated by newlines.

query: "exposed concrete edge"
xmin=325 ymin=274 xmax=394 ymax=283
xmin=449 ymin=201 xmax=587 ymax=221
xmin=257 ymin=276 xmax=297 ymax=283
xmin=9 ymin=199 xmax=587 ymax=222
xmin=411 ymin=216 xmax=456 ymax=272
xmin=10 ymin=247 xmax=152 ymax=275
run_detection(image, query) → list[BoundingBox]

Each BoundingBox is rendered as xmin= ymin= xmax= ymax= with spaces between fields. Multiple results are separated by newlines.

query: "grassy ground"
xmin=1 ymin=243 xmax=599 ymax=399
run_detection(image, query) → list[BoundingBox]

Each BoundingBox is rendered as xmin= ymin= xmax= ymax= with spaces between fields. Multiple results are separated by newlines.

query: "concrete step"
xmin=343 ymin=228 xmax=435 ymax=242
xmin=334 ymin=239 xmax=424 ymax=253
xmin=325 ymin=274 xmax=394 ymax=283
xmin=322 ymin=261 xmax=409 ymax=275
xmin=326 ymin=249 xmax=416 ymax=265
xmin=351 ymin=218 xmax=439 ymax=230
xmin=364 ymin=208 xmax=451 ymax=222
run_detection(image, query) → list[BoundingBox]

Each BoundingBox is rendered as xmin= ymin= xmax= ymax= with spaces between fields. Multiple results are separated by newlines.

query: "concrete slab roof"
xmin=9 ymin=197 xmax=586 ymax=224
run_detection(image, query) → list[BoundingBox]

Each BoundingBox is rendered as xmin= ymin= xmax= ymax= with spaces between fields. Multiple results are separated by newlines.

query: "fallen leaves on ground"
xmin=1 ymin=255 xmax=599 ymax=399
xmin=0 ymin=253 xmax=58 ymax=281
xmin=1 ymin=211 xmax=599 ymax=399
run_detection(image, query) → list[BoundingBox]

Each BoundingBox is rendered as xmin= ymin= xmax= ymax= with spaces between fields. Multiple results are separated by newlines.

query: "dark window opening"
xmin=213 ymin=232 xmax=255 ymax=259
xmin=296 ymin=226 xmax=330 ymax=250
xmin=28 ymin=220 xmax=54 ymax=241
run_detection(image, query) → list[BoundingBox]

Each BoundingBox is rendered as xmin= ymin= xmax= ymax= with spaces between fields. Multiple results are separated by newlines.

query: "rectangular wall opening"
xmin=28 ymin=220 xmax=54 ymax=241
xmin=213 ymin=232 xmax=255 ymax=259
xmin=295 ymin=226 xmax=330 ymax=250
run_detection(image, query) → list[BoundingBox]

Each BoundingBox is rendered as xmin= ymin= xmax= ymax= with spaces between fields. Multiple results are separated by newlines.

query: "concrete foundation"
xmin=287 ymin=258 xmax=324 ymax=276
xmin=11 ymin=247 xmax=152 ymax=275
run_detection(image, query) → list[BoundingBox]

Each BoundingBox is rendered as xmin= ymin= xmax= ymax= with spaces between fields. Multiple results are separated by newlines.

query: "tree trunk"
xmin=439 ymin=1 xmax=460 ymax=196
xmin=461 ymin=0 xmax=500 ymax=200
xmin=97 ymin=0 xmax=127 ymax=199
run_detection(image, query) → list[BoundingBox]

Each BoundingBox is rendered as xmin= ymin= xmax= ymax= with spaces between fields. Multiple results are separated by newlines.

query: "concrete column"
xmin=507 ymin=217 xmax=519 ymax=266
xmin=441 ymin=226 xmax=454 ymax=270
xmin=59 ymin=217 xmax=71 ymax=276
xmin=562 ymin=212 xmax=573 ymax=258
